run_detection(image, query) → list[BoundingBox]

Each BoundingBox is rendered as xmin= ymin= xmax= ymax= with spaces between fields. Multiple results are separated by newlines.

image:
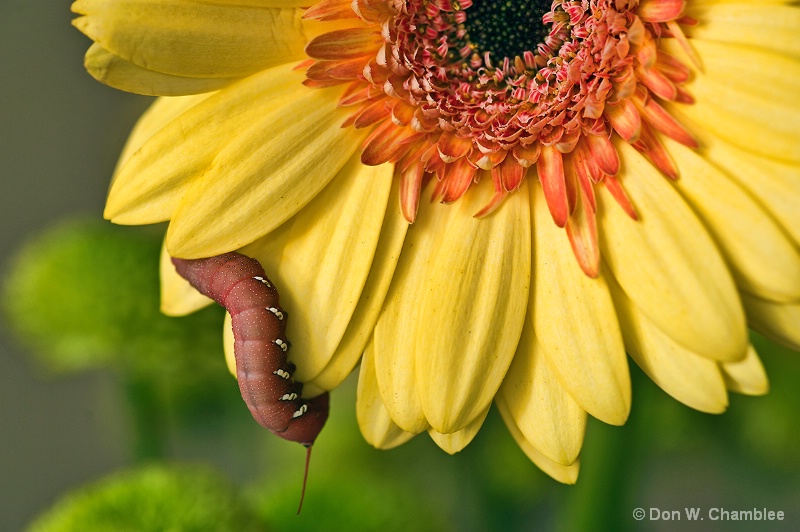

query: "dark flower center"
xmin=462 ymin=0 xmax=554 ymax=60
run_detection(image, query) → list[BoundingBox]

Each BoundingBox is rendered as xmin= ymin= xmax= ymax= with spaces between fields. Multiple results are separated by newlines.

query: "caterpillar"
xmin=172 ymin=252 xmax=329 ymax=511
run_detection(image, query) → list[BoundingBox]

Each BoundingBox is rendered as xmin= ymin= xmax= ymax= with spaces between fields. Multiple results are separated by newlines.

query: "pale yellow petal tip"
xmin=300 ymin=382 xmax=327 ymax=400
xmin=682 ymin=393 xmax=729 ymax=415
xmin=427 ymin=430 xmax=466 ymax=455
xmin=497 ymin=400 xmax=580 ymax=483
xmin=357 ymin=405 xmax=418 ymax=450
xmin=356 ymin=386 xmax=423 ymax=449
xmin=222 ymin=313 xmax=237 ymax=378
xmin=569 ymin=370 xmax=630 ymax=426
xmin=722 ymin=345 xmax=770 ymax=396
xmin=742 ymin=295 xmax=800 ymax=352
xmin=159 ymin=242 xmax=214 ymax=316
xmin=164 ymin=225 xmax=225 ymax=261
xmin=103 ymin=210 xmax=127 ymax=225
xmin=427 ymin=408 xmax=489 ymax=455
xmin=83 ymin=43 xmax=237 ymax=97
xmin=629 ymin=353 xmax=730 ymax=415
xmin=364 ymin=426 xmax=417 ymax=451
xmin=104 ymin=194 xmax=169 ymax=227
xmin=514 ymin=425 xmax=580 ymax=484
xmin=70 ymin=0 xmax=90 ymax=15
xmin=356 ymin=343 xmax=422 ymax=450
xmin=534 ymin=454 xmax=580 ymax=485
xmin=307 ymin=365 xmax=356 ymax=396
xmin=160 ymin=295 xmax=213 ymax=317
xmin=71 ymin=11 xmax=102 ymax=46
xmin=71 ymin=15 xmax=86 ymax=31
xmin=500 ymin=395 xmax=585 ymax=467
xmin=595 ymin=393 xmax=632 ymax=427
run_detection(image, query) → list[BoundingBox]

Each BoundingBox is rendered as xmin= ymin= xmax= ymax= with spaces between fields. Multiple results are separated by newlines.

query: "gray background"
xmin=1 ymin=2 xmax=151 ymax=529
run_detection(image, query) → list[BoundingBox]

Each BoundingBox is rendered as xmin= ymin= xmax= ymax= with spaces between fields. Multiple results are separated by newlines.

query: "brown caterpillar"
xmin=172 ymin=252 xmax=329 ymax=511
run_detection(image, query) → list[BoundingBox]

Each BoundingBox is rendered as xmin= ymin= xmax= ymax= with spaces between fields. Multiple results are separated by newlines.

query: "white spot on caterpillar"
xmin=292 ymin=404 xmax=308 ymax=418
xmin=280 ymin=392 xmax=298 ymax=401
xmin=273 ymin=369 xmax=291 ymax=380
xmin=253 ymin=276 xmax=272 ymax=288
xmin=274 ymin=338 xmax=289 ymax=352
xmin=267 ymin=307 xmax=284 ymax=320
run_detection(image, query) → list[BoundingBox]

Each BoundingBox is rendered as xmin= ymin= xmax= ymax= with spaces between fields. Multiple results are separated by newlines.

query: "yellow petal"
xmin=166 ymin=85 xmax=365 ymax=258
xmin=356 ymin=340 xmax=418 ymax=449
xmin=685 ymin=3 xmax=800 ymax=59
xmin=72 ymin=0 xmax=307 ymax=78
xmin=297 ymin=380 xmax=326 ymax=399
xmin=496 ymin=399 xmax=580 ymax=484
xmin=427 ymin=407 xmax=489 ymax=455
xmin=722 ymin=344 xmax=769 ymax=396
xmin=742 ymin=294 xmax=800 ymax=351
xmin=666 ymin=137 xmax=800 ymax=302
xmin=415 ymin=179 xmax=531 ymax=433
xmin=372 ymin=183 xmax=461 ymax=433
xmin=214 ymin=1 xmax=316 ymax=6
xmin=531 ymin=182 xmax=631 ymax=426
xmin=608 ymin=277 xmax=729 ymax=414
xmin=598 ymin=141 xmax=748 ymax=362
xmin=498 ymin=322 xmax=587 ymax=465
xmin=159 ymin=240 xmax=213 ymax=316
xmin=84 ymin=43 xmax=237 ymax=96
xmin=106 ymin=63 xmax=309 ymax=225
xmin=686 ymin=39 xmax=800 ymax=116
xmin=662 ymin=39 xmax=800 ymax=164
xmin=113 ymin=92 xmax=213 ymax=182
xmin=308 ymin=183 xmax=410 ymax=391
xmin=237 ymin=154 xmax=392 ymax=382
xmin=222 ymin=312 xmax=236 ymax=378
xmin=661 ymin=108 xmax=800 ymax=250
xmin=689 ymin=0 xmax=793 ymax=3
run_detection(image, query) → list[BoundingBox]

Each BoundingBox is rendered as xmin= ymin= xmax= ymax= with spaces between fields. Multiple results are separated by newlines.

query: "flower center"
xmin=462 ymin=0 xmax=554 ymax=61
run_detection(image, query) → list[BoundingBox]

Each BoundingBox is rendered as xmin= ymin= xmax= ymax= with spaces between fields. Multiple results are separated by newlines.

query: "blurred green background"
xmin=1 ymin=2 xmax=148 ymax=529
xmin=1 ymin=3 xmax=799 ymax=531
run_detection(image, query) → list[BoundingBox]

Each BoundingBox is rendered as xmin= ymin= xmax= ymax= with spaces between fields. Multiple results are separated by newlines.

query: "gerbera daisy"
xmin=72 ymin=0 xmax=800 ymax=482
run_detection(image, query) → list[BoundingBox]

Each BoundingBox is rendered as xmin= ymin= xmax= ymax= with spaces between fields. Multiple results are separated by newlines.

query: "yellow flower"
xmin=73 ymin=0 xmax=800 ymax=482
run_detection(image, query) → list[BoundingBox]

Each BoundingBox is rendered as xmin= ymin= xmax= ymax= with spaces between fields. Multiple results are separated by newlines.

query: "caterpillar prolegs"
xmin=172 ymin=252 xmax=329 ymax=510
